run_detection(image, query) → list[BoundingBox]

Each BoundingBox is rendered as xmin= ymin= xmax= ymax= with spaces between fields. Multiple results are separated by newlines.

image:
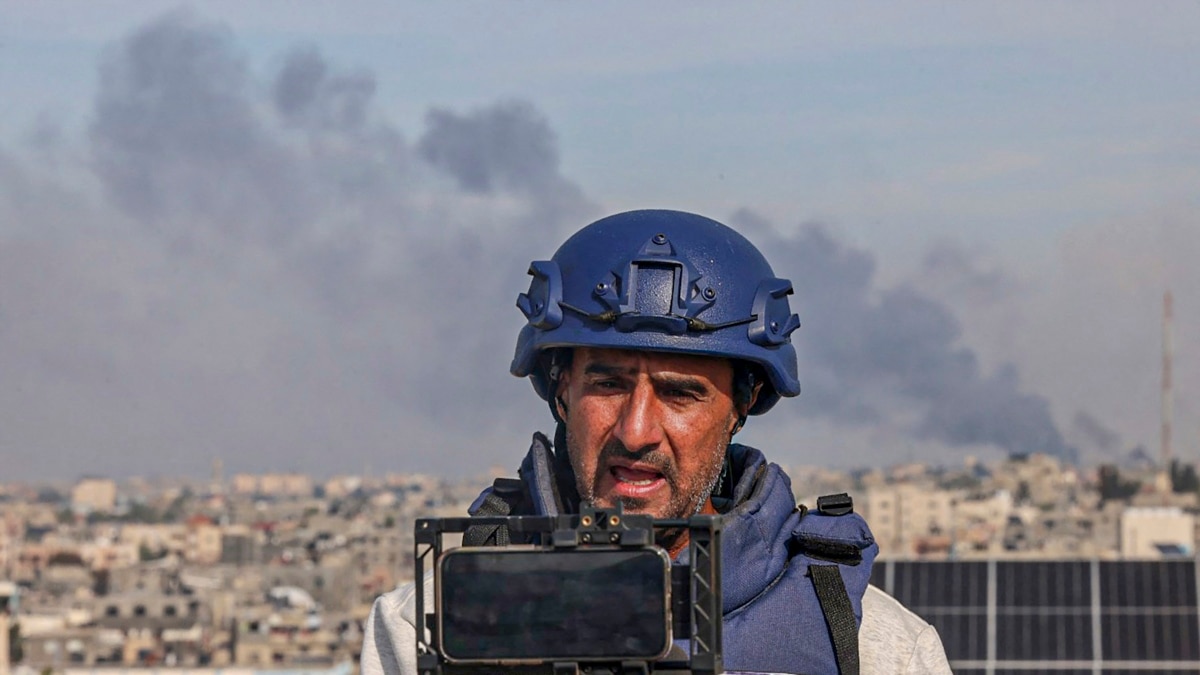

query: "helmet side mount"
xmin=748 ymin=279 xmax=801 ymax=347
xmin=517 ymin=260 xmax=564 ymax=330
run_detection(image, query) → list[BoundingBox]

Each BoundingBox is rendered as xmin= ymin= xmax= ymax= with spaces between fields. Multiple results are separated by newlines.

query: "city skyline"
xmin=4 ymin=444 xmax=1195 ymax=672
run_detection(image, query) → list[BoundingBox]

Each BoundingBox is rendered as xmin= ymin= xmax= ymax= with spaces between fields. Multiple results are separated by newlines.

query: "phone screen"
xmin=438 ymin=548 xmax=671 ymax=662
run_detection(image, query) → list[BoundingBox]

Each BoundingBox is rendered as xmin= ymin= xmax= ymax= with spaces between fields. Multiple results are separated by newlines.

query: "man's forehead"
xmin=572 ymin=347 xmax=733 ymax=376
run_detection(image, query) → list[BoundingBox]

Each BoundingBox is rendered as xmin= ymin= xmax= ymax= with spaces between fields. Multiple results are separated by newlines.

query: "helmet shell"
xmin=512 ymin=209 xmax=800 ymax=414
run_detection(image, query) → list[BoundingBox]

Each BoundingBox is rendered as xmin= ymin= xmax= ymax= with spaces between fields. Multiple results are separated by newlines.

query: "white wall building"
xmin=1120 ymin=507 xmax=1195 ymax=558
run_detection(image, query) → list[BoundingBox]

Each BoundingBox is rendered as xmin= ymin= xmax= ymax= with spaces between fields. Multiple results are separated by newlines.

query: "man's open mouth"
xmin=611 ymin=465 xmax=663 ymax=486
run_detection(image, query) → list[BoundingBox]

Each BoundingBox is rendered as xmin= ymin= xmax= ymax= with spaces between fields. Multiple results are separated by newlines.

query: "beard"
xmin=567 ymin=430 xmax=728 ymax=521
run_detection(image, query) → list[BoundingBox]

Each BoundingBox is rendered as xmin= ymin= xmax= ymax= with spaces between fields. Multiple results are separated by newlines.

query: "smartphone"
xmin=436 ymin=547 xmax=673 ymax=663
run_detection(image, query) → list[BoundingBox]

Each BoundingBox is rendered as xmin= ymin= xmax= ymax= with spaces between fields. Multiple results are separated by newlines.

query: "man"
xmin=362 ymin=210 xmax=951 ymax=674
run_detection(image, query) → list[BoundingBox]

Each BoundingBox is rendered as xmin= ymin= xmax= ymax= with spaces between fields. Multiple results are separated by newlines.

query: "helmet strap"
xmin=716 ymin=451 xmax=734 ymax=500
xmin=552 ymin=421 xmax=581 ymax=512
xmin=731 ymin=362 xmax=763 ymax=435
xmin=731 ymin=415 xmax=748 ymax=437
xmin=545 ymin=349 xmax=572 ymax=425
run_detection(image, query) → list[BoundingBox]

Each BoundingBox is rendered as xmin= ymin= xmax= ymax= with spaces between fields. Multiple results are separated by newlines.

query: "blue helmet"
xmin=511 ymin=209 xmax=800 ymax=414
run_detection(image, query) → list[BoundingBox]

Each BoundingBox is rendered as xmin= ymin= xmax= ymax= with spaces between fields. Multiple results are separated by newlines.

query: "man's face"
xmin=555 ymin=347 xmax=741 ymax=520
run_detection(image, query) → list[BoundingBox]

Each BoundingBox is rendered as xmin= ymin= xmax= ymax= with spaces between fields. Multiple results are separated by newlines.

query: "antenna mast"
xmin=1157 ymin=291 xmax=1174 ymax=498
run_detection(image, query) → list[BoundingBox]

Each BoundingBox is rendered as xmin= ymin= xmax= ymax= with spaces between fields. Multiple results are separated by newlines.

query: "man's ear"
xmin=731 ymin=380 xmax=763 ymax=436
xmin=734 ymin=380 xmax=763 ymax=418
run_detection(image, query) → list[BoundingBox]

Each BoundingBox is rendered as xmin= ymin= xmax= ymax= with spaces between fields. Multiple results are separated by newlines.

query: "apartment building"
xmin=71 ymin=479 xmax=118 ymax=514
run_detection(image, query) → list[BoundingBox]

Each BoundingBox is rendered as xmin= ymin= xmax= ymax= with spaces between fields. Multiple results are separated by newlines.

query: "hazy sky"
xmin=2 ymin=2 xmax=1198 ymax=481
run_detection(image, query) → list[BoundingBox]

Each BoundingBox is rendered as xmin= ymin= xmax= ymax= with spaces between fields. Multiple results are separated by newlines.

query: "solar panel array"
xmin=872 ymin=558 xmax=1200 ymax=674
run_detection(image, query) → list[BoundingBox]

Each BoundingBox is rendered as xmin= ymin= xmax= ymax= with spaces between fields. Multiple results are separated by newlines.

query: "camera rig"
xmin=413 ymin=504 xmax=723 ymax=675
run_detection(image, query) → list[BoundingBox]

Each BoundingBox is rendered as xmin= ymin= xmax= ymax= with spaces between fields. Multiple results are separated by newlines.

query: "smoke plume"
xmin=729 ymin=210 xmax=1077 ymax=462
xmin=9 ymin=9 xmax=1160 ymax=480
xmin=1 ymin=11 xmax=596 ymax=480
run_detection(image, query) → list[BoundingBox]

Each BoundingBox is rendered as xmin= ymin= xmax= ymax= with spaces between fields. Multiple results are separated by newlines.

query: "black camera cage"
xmin=413 ymin=504 xmax=723 ymax=675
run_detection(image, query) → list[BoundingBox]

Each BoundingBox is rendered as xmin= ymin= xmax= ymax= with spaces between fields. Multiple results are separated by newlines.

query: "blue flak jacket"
xmin=716 ymin=445 xmax=876 ymax=674
xmin=468 ymin=439 xmax=879 ymax=675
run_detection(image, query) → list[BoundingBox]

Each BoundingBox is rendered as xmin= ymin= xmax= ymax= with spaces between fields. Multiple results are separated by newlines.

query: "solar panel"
xmin=922 ymin=609 xmax=987 ymax=660
xmin=997 ymin=560 xmax=1090 ymax=607
xmin=1100 ymin=560 xmax=1197 ymax=607
xmin=994 ymin=671 xmax=1093 ymax=675
xmin=994 ymin=670 xmax=1093 ymax=675
xmin=995 ymin=612 xmax=1092 ymax=660
xmin=1101 ymin=614 xmax=1200 ymax=661
xmin=890 ymin=560 xmax=987 ymax=608
xmin=869 ymin=559 xmax=888 ymax=589
xmin=874 ymin=558 xmax=1200 ymax=672
xmin=1101 ymin=670 xmax=1200 ymax=675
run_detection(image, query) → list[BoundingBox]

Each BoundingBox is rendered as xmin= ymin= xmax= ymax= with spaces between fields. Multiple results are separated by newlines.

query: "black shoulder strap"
xmin=809 ymin=564 xmax=860 ymax=675
xmin=462 ymin=477 xmax=526 ymax=547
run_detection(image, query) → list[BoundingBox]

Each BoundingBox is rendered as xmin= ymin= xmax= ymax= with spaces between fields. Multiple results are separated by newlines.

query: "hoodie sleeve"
xmin=905 ymin=622 xmax=954 ymax=674
xmin=860 ymin=585 xmax=953 ymax=674
xmin=361 ymin=574 xmax=432 ymax=675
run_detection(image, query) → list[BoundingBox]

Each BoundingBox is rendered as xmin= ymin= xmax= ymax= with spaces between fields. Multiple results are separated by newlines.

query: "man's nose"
xmin=612 ymin=380 xmax=664 ymax=453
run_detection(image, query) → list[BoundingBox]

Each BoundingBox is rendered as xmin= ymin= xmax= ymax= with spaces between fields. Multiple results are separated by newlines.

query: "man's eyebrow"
xmin=652 ymin=374 xmax=710 ymax=394
xmin=583 ymin=363 xmax=635 ymax=377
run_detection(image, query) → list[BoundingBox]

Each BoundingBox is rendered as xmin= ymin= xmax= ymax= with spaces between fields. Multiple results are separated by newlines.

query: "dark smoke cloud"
xmin=89 ymin=11 xmax=294 ymax=231
xmin=1 ymin=11 xmax=596 ymax=481
xmin=3 ymin=9 xmax=1108 ymax=480
xmin=1071 ymin=411 xmax=1121 ymax=457
xmin=729 ymin=209 xmax=1076 ymax=462
xmin=417 ymin=101 xmax=591 ymax=239
xmin=919 ymin=240 xmax=1016 ymax=308
xmin=273 ymin=46 xmax=376 ymax=132
xmin=418 ymin=101 xmax=564 ymax=195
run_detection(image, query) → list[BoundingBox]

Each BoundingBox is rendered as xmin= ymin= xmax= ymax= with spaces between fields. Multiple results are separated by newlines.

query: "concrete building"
xmin=231 ymin=475 xmax=259 ymax=496
xmin=80 ymin=540 xmax=139 ymax=571
xmin=0 ymin=512 xmax=24 ymax=577
xmin=861 ymin=483 xmax=955 ymax=557
xmin=42 ymin=560 xmax=95 ymax=598
xmin=22 ymin=627 xmax=116 ymax=668
xmin=990 ymin=453 xmax=1073 ymax=506
xmin=0 ymin=581 xmax=17 ymax=675
xmin=950 ymin=490 xmax=1013 ymax=556
xmin=258 ymin=474 xmax=313 ymax=498
xmin=230 ymin=474 xmax=314 ymax=498
xmin=13 ymin=543 xmax=88 ymax=585
xmin=220 ymin=527 xmax=265 ymax=566
xmin=234 ymin=607 xmax=343 ymax=668
xmin=92 ymin=592 xmax=208 ymax=666
xmin=322 ymin=476 xmax=362 ymax=500
xmin=1120 ymin=507 xmax=1196 ymax=557
xmin=71 ymin=479 xmax=118 ymax=514
xmin=185 ymin=516 xmax=223 ymax=565
xmin=117 ymin=523 xmax=187 ymax=558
